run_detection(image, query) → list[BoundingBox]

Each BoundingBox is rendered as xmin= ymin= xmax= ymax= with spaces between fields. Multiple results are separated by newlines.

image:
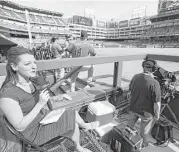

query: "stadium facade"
xmin=0 ymin=0 xmax=179 ymax=48
xmin=67 ymin=15 xmax=150 ymax=40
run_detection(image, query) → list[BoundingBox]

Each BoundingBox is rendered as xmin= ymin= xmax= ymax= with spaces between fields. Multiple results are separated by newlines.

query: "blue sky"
xmin=11 ymin=0 xmax=159 ymax=20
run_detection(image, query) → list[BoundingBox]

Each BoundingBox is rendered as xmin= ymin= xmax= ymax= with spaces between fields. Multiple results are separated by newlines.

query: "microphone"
xmin=40 ymin=83 xmax=53 ymax=111
xmin=47 ymin=99 xmax=53 ymax=111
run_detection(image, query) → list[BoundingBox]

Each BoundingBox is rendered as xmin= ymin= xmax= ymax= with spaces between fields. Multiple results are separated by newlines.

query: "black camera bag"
xmin=151 ymin=119 xmax=173 ymax=145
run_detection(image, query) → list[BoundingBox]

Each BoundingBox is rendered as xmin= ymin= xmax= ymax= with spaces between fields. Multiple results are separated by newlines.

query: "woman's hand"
xmin=38 ymin=89 xmax=50 ymax=107
xmin=62 ymin=94 xmax=72 ymax=100
xmin=50 ymin=95 xmax=63 ymax=102
xmin=50 ymin=94 xmax=72 ymax=102
xmin=127 ymin=92 xmax=131 ymax=101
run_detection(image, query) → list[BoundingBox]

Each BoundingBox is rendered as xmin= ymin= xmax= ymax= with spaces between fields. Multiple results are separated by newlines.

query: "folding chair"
xmin=3 ymin=116 xmax=66 ymax=152
xmin=3 ymin=116 xmax=107 ymax=152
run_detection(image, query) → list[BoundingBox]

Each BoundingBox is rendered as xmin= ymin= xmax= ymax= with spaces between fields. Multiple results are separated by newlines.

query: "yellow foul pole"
xmin=25 ymin=10 xmax=32 ymax=49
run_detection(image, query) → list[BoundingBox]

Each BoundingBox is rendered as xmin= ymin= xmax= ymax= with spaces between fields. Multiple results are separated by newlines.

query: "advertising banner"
xmin=119 ymin=20 xmax=128 ymax=28
xmin=73 ymin=15 xmax=93 ymax=26
xmin=106 ymin=22 xmax=118 ymax=28
xmin=129 ymin=17 xmax=141 ymax=26
xmin=96 ymin=20 xmax=106 ymax=28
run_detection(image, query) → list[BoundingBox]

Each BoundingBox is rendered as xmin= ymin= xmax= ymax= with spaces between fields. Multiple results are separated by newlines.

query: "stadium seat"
xmin=29 ymin=14 xmax=36 ymax=22
xmin=5 ymin=9 xmax=17 ymax=19
xmin=43 ymin=16 xmax=56 ymax=25
xmin=18 ymin=13 xmax=26 ymax=21
xmin=37 ymin=15 xmax=45 ymax=23
xmin=0 ymin=8 xmax=7 ymax=16
xmin=0 ymin=8 xmax=11 ymax=17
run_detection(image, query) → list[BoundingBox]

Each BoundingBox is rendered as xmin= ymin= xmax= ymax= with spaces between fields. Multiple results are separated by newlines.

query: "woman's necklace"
xmin=18 ymin=81 xmax=31 ymax=86
xmin=17 ymin=81 xmax=35 ymax=94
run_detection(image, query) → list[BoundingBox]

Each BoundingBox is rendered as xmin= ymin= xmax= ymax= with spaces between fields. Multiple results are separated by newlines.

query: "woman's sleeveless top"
xmin=0 ymin=82 xmax=47 ymax=139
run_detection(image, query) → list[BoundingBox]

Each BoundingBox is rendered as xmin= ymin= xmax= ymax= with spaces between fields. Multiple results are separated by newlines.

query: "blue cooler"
xmin=86 ymin=101 xmax=115 ymax=126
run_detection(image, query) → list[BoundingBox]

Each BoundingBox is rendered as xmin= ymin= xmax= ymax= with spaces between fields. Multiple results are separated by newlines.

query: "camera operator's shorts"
xmin=127 ymin=111 xmax=155 ymax=137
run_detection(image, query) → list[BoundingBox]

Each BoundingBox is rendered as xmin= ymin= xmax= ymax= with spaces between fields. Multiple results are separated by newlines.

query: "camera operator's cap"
xmin=81 ymin=30 xmax=88 ymax=38
xmin=143 ymin=60 xmax=155 ymax=68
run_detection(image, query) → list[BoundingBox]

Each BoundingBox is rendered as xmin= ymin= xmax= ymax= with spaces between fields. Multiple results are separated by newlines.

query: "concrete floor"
xmin=94 ymin=113 xmax=179 ymax=152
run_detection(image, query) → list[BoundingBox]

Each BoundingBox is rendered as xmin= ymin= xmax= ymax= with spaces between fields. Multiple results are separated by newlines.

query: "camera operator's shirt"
xmin=67 ymin=41 xmax=96 ymax=58
xmin=129 ymin=73 xmax=161 ymax=116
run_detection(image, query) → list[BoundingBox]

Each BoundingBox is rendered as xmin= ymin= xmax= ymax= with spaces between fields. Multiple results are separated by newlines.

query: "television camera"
xmin=160 ymin=78 xmax=176 ymax=102
xmin=153 ymin=68 xmax=177 ymax=103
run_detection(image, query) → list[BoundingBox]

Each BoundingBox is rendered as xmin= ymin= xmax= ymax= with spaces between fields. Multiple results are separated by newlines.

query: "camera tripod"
xmin=160 ymin=95 xmax=179 ymax=128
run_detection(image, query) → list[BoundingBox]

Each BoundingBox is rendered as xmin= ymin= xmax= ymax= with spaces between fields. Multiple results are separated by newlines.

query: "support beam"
xmin=113 ymin=61 xmax=123 ymax=87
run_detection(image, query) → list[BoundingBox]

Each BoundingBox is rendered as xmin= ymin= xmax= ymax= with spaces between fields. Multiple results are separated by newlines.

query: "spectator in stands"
xmin=2 ymin=55 xmax=7 ymax=63
xmin=66 ymin=30 xmax=96 ymax=92
xmin=0 ymin=52 xmax=3 ymax=63
xmin=50 ymin=37 xmax=65 ymax=80
xmin=0 ymin=50 xmax=6 ymax=63
xmin=45 ymin=40 xmax=50 ymax=48
xmin=0 ymin=50 xmax=3 ymax=54
xmin=127 ymin=60 xmax=161 ymax=148
xmin=0 ymin=46 xmax=99 ymax=152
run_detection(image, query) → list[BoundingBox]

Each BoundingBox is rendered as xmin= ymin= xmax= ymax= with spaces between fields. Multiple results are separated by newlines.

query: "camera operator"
xmin=127 ymin=59 xmax=161 ymax=148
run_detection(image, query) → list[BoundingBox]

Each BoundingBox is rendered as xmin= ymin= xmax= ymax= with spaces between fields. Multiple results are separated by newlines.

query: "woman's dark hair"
xmin=1 ymin=46 xmax=33 ymax=88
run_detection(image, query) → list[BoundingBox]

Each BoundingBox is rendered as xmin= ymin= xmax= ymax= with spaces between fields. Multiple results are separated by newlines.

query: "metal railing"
xmin=0 ymin=54 xmax=146 ymax=87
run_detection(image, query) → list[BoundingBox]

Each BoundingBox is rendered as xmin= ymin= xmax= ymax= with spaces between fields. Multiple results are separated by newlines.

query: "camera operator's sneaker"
xmin=141 ymin=142 xmax=149 ymax=149
xmin=87 ymin=78 xmax=96 ymax=83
